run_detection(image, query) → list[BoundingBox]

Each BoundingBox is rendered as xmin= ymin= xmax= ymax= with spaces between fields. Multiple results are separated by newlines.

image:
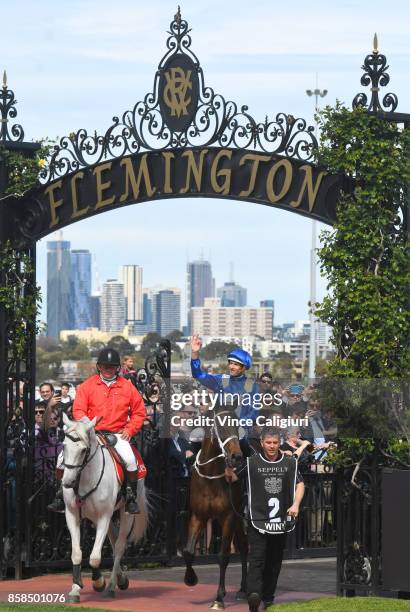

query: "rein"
xmin=64 ymin=431 xmax=106 ymax=502
xmin=194 ymin=410 xmax=239 ymax=480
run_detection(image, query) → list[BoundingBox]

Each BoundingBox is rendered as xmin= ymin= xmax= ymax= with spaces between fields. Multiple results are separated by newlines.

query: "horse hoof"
xmin=102 ymin=589 xmax=116 ymax=599
xmin=92 ymin=577 xmax=106 ymax=592
xmin=184 ymin=569 xmax=198 ymax=587
xmin=67 ymin=594 xmax=80 ymax=604
xmin=236 ymin=590 xmax=247 ymax=600
xmin=210 ymin=601 xmax=224 ymax=610
xmin=117 ymin=576 xmax=129 ymax=590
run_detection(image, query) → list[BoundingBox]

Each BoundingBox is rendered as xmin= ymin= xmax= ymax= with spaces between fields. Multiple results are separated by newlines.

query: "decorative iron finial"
xmin=352 ymin=35 xmax=398 ymax=113
xmin=0 ymin=73 xmax=25 ymax=142
xmin=174 ymin=5 xmax=182 ymax=24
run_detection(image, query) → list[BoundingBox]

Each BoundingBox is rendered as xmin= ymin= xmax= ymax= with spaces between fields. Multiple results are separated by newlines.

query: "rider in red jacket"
xmin=48 ymin=348 xmax=146 ymax=514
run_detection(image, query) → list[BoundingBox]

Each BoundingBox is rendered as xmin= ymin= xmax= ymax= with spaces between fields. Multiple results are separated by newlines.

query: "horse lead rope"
xmin=64 ymin=431 xmax=106 ymax=502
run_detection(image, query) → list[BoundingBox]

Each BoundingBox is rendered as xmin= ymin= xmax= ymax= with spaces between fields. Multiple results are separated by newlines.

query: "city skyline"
xmin=42 ymin=232 xmax=309 ymax=329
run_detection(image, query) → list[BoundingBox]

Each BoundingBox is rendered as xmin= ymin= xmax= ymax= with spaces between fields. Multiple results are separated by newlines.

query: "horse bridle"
xmin=194 ymin=410 xmax=240 ymax=480
xmin=64 ymin=430 xmax=106 ymax=501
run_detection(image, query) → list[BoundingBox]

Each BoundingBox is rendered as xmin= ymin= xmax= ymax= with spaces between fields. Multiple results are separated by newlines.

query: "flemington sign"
xmin=2 ymin=7 xmax=345 ymax=247
xmin=10 ymin=148 xmax=339 ymax=243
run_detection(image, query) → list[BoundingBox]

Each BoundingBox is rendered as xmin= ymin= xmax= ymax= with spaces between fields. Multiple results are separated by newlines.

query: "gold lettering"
xmin=290 ymin=165 xmax=326 ymax=211
xmin=210 ymin=149 xmax=232 ymax=195
xmin=266 ymin=159 xmax=293 ymax=203
xmin=180 ymin=149 xmax=208 ymax=193
xmin=162 ymin=152 xmax=175 ymax=194
xmin=94 ymin=162 xmax=115 ymax=209
xmin=120 ymin=155 xmax=156 ymax=203
xmin=45 ymin=180 xmax=64 ymax=228
xmin=70 ymin=172 xmax=88 ymax=219
xmin=239 ymin=153 xmax=271 ymax=197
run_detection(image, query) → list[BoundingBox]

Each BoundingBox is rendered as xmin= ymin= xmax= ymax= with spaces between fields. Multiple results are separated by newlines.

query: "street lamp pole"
xmin=306 ymin=78 xmax=327 ymax=382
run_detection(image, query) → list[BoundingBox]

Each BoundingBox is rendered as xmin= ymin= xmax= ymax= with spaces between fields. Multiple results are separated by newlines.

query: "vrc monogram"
xmin=163 ymin=67 xmax=192 ymax=117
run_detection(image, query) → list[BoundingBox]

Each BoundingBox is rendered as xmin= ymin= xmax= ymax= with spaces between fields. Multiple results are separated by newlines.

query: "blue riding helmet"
xmin=287 ymin=384 xmax=305 ymax=394
xmin=227 ymin=348 xmax=252 ymax=370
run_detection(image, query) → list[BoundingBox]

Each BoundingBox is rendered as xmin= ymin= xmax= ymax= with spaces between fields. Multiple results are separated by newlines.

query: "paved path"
xmin=0 ymin=558 xmax=336 ymax=610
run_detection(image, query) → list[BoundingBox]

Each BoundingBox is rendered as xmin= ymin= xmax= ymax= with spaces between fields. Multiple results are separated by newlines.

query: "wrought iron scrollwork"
xmin=0 ymin=71 xmax=25 ymax=143
xmin=343 ymin=542 xmax=371 ymax=585
xmin=352 ymin=34 xmax=398 ymax=113
xmin=41 ymin=10 xmax=317 ymax=183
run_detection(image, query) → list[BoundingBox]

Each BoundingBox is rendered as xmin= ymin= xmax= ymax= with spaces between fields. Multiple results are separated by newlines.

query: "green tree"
xmin=165 ymin=329 xmax=183 ymax=359
xmin=36 ymin=347 xmax=63 ymax=382
xmin=107 ymin=335 xmax=134 ymax=355
xmin=140 ymin=332 xmax=162 ymax=358
xmin=61 ymin=335 xmax=90 ymax=360
xmin=314 ymin=104 xmax=410 ymax=448
xmin=316 ymin=104 xmax=410 ymax=379
xmin=201 ymin=340 xmax=238 ymax=361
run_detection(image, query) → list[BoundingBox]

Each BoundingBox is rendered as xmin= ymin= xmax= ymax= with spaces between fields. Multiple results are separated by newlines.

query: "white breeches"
xmin=56 ymin=435 xmax=137 ymax=472
xmin=113 ymin=435 xmax=137 ymax=471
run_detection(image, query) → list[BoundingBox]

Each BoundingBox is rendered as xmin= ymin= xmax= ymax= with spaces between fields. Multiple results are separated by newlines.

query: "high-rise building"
xmin=191 ymin=298 xmax=273 ymax=339
xmin=260 ymin=300 xmax=275 ymax=329
xmin=119 ymin=265 xmax=143 ymax=325
xmin=47 ymin=236 xmax=73 ymax=338
xmin=90 ymin=294 xmax=101 ymax=329
xmin=152 ymin=289 xmax=181 ymax=336
xmin=186 ymin=259 xmax=214 ymax=331
xmin=217 ymin=281 xmax=247 ymax=307
xmin=71 ymin=250 xmax=92 ymax=329
xmin=130 ymin=290 xmax=153 ymax=335
xmin=100 ymin=280 xmax=125 ymax=332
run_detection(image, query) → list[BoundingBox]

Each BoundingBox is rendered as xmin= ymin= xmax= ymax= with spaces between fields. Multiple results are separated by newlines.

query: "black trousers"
xmin=247 ymin=525 xmax=286 ymax=603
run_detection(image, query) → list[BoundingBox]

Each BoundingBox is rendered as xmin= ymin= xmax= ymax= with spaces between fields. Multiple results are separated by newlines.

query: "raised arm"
xmin=190 ymin=334 xmax=202 ymax=359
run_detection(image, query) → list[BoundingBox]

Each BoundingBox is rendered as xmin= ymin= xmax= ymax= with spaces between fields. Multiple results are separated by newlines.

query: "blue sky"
xmin=2 ymin=0 xmax=409 ymax=325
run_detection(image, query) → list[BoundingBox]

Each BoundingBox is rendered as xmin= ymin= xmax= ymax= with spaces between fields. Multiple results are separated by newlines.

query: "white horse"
xmin=61 ymin=412 xmax=148 ymax=603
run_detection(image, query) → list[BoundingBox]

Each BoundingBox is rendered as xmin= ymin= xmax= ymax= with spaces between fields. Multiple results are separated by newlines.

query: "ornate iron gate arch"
xmin=2 ymin=8 xmax=345 ymax=250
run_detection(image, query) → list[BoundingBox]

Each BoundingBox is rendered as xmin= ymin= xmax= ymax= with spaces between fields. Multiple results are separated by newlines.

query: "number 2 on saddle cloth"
xmin=96 ymin=432 xmax=147 ymax=485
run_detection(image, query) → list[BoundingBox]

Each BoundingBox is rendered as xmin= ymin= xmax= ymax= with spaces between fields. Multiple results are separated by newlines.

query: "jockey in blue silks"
xmin=190 ymin=335 xmax=260 ymax=422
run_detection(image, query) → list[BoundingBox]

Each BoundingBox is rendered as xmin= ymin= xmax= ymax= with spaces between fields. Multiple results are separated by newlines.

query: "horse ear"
xmin=62 ymin=412 xmax=71 ymax=427
xmin=85 ymin=416 xmax=98 ymax=432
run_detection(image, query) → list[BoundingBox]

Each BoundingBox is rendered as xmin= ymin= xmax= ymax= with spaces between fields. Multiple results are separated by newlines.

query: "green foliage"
xmin=107 ymin=335 xmax=134 ymax=355
xmin=140 ymin=332 xmax=163 ymax=358
xmin=315 ymin=104 xmax=410 ymax=379
xmin=165 ymin=329 xmax=183 ymax=359
xmin=0 ymin=242 xmax=42 ymax=358
xmin=314 ymin=104 xmax=410 ymax=464
xmin=201 ymin=340 xmax=238 ymax=361
xmin=0 ymin=141 xmax=52 ymax=195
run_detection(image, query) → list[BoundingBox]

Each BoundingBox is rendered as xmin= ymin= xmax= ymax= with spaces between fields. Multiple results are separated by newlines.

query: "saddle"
xmin=96 ymin=432 xmax=147 ymax=484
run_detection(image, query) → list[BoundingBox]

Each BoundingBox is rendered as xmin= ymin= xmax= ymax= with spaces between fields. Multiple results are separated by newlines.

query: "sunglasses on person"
xmin=35 ymin=409 xmax=45 ymax=415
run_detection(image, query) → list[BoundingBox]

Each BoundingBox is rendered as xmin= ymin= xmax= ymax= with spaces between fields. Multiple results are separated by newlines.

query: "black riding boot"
xmin=125 ymin=471 xmax=140 ymax=514
xmin=47 ymin=469 xmax=65 ymax=513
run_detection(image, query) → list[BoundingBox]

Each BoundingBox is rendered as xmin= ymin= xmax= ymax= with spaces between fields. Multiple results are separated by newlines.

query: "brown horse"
xmin=183 ymin=409 xmax=247 ymax=610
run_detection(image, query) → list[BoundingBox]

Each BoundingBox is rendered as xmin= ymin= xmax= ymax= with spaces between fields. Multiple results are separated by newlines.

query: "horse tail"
xmin=128 ymin=479 xmax=149 ymax=544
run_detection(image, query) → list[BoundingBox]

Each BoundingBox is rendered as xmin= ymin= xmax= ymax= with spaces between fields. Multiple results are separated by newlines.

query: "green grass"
xmin=268 ymin=597 xmax=410 ymax=611
xmin=0 ymin=607 xmax=127 ymax=612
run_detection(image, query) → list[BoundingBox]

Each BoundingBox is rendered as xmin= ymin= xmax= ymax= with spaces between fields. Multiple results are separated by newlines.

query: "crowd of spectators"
xmin=29 ymin=357 xmax=337 ymax=552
